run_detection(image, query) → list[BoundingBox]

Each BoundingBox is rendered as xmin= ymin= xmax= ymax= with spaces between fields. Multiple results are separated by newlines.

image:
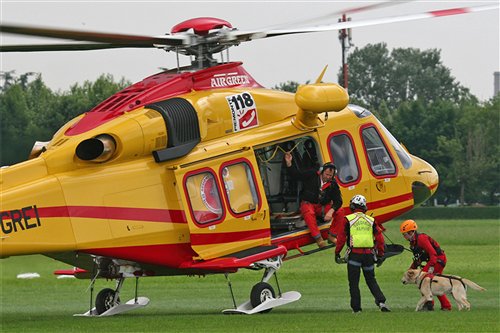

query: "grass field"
xmin=1 ymin=219 xmax=498 ymax=332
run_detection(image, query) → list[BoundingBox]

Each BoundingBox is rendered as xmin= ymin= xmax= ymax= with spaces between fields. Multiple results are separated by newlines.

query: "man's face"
xmin=321 ymin=168 xmax=334 ymax=182
xmin=403 ymin=231 xmax=415 ymax=241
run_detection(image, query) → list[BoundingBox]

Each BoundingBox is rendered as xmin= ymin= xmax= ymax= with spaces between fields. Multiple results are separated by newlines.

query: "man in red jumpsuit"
xmin=400 ymin=219 xmax=452 ymax=311
xmin=284 ymin=152 xmax=343 ymax=247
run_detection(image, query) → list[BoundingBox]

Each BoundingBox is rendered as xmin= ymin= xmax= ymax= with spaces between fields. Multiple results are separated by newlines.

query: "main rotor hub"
xmin=171 ymin=17 xmax=232 ymax=35
xmin=169 ymin=17 xmax=237 ymax=69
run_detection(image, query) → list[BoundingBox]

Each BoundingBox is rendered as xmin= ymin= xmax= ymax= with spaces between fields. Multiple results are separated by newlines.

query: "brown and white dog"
xmin=401 ymin=268 xmax=486 ymax=311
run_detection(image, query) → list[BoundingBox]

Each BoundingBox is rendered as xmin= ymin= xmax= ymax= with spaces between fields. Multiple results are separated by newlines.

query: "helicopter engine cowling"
xmin=293 ymin=83 xmax=349 ymax=130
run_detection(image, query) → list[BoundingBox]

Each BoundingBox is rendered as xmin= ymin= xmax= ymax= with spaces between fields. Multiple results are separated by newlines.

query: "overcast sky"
xmin=1 ymin=1 xmax=499 ymax=101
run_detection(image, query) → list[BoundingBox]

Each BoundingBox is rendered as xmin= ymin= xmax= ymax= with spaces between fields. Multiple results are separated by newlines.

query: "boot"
xmin=315 ymin=238 xmax=327 ymax=248
xmin=437 ymin=295 xmax=452 ymax=311
xmin=423 ymin=300 xmax=434 ymax=311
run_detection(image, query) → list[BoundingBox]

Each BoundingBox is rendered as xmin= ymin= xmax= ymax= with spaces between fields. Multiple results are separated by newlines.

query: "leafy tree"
xmin=342 ymin=43 xmax=475 ymax=111
xmin=342 ymin=43 xmax=392 ymax=110
xmin=0 ymin=84 xmax=33 ymax=164
xmin=24 ymin=75 xmax=59 ymax=141
xmin=455 ymin=97 xmax=500 ymax=205
xmin=434 ymin=135 xmax=464 ymax=204
xmin=0 ymin=70 xmax=17 ymax=92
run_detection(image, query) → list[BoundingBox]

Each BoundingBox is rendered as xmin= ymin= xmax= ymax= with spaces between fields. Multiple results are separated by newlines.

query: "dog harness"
xmin=418 ymin=272 xmax=467 ymax=298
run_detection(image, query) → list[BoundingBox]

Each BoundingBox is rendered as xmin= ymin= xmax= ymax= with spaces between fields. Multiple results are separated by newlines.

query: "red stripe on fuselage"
xmin=35 ymin=206 xmax=187 ymax=223
xmin=374 ymin=205 xmax=414 ymax=224
xmin=430 ymin=8 xmax=468 ymax=17
xmin=367 ymin=192 xmax=413 ymax=210
xmin=190 ymin=228 xmax=270 ymax=246
xmin=82 ymin=243 xmax=196 ymax=268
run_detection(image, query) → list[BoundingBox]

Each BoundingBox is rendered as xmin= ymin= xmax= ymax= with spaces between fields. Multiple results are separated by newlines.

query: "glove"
xmin=428 ymin=266 xmax=434 ymax=274
xmin=376 ymin=256 xmax=385 ymax=267
xmin=335 ymin=253 xmax=343 ymax=264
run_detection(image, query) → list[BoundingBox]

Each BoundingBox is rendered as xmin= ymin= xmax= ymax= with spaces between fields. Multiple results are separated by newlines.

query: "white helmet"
xmin=350 ymin=194 xmax=367 ymax=212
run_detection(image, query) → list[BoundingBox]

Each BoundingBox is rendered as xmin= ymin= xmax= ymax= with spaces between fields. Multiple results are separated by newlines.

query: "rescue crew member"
xmin=335 ymin=194 xmax=390 ymax=313
xmin=284 ymin=152 xmax=343 ymax=248
xmin=400 ymin=219 xmax=452 ymax=311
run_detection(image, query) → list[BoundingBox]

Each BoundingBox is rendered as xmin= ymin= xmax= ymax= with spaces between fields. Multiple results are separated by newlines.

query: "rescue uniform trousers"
xmin=329 ymin=207 xmax=346 ymax=237
xmin=428 ymin=261 xmax=452 ymax=310
xmin=300 ymin=201 xmax=331 ymax=239
xmin=347 ymin=252 xmax=386 ymax=312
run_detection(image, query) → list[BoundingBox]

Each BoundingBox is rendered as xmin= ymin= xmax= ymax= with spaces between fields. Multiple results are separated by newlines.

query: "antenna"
xmin=338 ymin=15 xmax=354 ymax=90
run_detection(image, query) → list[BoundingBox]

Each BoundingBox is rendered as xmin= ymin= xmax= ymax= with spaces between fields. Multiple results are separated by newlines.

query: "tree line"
xmin=1 ymin=43 xmax=498 ymax=205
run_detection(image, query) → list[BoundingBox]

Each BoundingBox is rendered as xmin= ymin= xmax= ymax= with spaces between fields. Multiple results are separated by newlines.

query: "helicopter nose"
xmin=412 ymin=162 xmax=439 ymax=207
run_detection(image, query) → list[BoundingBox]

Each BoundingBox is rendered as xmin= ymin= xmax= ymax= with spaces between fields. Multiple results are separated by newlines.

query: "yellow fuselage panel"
xmin=0 ymin=169 xmax=76 ymax=257
xmin=181 ymin=88 xmax=297 ymax=141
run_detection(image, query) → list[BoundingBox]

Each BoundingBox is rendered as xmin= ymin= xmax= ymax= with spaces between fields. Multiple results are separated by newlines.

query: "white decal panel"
xmin=226 ymin=92 xmax=259 ymax=132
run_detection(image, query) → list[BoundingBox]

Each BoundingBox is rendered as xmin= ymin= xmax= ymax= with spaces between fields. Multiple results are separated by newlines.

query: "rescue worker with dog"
xmin=284 ymin=152 xmax=343 ymax=248
xmin=335 ymin=194 xmax=390 ymax=313
xmin=400 ymin=219 xmax=452 ymax=311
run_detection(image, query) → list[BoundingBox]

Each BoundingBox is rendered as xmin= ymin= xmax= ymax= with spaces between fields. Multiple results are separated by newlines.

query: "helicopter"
xmin=0 ymin=3 xmax=497 ymax=316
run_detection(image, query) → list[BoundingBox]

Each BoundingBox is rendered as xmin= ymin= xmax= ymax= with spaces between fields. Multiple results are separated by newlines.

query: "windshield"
xmin=379 ymin=123 xmax=412 ymax=169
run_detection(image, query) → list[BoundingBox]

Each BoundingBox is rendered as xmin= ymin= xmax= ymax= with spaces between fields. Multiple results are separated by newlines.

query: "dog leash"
xmin=382 ymin=230 xmax=412 ymax=252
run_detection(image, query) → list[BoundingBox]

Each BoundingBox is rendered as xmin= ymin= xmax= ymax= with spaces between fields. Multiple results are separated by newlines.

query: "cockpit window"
xmin=379 ymin=123 xmax=413 ymax=169
xmin=362 ymin=126 xmax=396 ymax=176
xmin=329 ymin=134 xmax=360 ymax=184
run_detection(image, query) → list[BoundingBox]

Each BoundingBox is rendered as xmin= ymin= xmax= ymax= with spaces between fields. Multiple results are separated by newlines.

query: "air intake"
xmin=146 ymin=98 xmax=201 ymax=162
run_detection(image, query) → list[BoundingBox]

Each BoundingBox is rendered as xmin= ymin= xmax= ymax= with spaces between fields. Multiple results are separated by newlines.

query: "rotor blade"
xmin=0 ymin=24 xmax=186 ymax=47
xmin=260 ymin=0 xmax=414 ymax=30
xmin=232 ymin=4 xmax=498 ymax=42
xmin=342 ymin=0 xmax=414 ymax=15
xmin=0 ymin=43 xmax=155 ymax=52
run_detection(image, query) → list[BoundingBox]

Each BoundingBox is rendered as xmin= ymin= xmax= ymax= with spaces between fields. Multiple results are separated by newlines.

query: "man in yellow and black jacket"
xmin=335 ymin=194 xmax=390 ymax=313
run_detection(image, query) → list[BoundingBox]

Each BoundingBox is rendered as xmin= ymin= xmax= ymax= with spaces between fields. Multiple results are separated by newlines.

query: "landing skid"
xmin=74 ymin=297 xmax=150 ymax=317
xmin=222 ymin=291 xmax=301 ymax=314
xmin=223 ymin=255 xmax=300 ymax=314
xmin=78 ymin=260 xmax=150 ymax=317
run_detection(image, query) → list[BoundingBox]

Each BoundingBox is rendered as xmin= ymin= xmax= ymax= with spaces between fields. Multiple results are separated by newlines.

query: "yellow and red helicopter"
xmin=0 ymin=3 xmax=496 ymax=316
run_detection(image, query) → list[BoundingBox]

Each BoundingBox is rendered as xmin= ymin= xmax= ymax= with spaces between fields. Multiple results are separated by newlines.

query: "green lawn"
xmin=1 ymin=219 xmax=499 ymax=332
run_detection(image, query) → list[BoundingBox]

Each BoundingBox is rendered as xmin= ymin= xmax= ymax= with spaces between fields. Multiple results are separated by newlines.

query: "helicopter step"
xmin=222 ymin=291 xmax=301 ymax=315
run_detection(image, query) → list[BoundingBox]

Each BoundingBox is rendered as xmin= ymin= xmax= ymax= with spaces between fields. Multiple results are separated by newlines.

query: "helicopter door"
xmin=328 ymin=130 xmax=372 ymax=203
xmin=175 ymin=150 xmax=269 ymax=260
xmin=360 ymin=125 xmax=411 ymax=220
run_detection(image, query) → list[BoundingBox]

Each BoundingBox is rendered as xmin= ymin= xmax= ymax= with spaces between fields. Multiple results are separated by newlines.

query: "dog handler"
xmin=400 ymin=219 xmax=452 ymax=311
xmin=335 ymin=194 xmax=390 ymax=313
